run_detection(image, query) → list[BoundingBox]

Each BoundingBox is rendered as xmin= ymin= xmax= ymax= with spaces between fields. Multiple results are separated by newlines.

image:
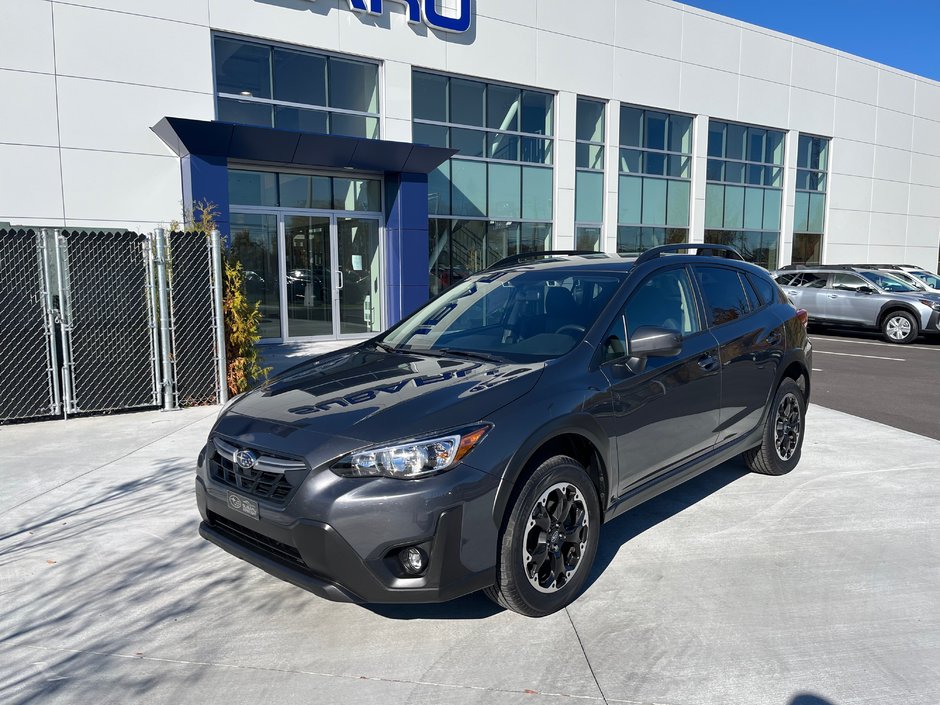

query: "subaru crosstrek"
xmin=196 ymin=245 xmax=812 ymax=616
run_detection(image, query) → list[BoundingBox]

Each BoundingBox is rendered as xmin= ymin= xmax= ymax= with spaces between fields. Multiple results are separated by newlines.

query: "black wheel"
xmin=743 ymin=378 xmax=806 ymax=476
xmin=881 ymin=310 xmax=919 ymax=344
xmin=485 ymin=456 xmax=600 ymax=617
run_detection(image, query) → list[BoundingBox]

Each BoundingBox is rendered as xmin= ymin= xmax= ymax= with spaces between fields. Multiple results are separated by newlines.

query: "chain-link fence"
xmin=0 ymin=228 xmax=225 ymax=423
xmin=59 ymin=230 xmax=160 ymax=414
xmin=0 ymin=230 xmax=59 ymax=421
xmin=167 ymin=231 xmax=220 ymax=407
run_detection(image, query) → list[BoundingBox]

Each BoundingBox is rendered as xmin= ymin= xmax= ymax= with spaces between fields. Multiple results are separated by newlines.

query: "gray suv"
xmin=773 ymin=266 xmax=940 ymax=343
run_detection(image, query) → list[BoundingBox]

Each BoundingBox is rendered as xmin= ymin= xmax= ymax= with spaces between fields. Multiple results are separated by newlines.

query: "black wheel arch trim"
xmin=877 ymin=301 xmax=921 ymax=328
xmin=492 ymin=413 xmax=613 ymax=530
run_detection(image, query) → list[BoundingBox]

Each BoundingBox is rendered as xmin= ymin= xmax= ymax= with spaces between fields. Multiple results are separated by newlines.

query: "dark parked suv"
xmin=196 ymin=245 xmax=812 ymax=616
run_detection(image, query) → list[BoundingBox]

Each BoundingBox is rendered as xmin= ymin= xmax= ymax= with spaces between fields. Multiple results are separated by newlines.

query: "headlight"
xmin=332 ymin=424 xmax=491 ymax=480
xmin=918 ymin=299 xmax=940 ymax=312
xmin=217 ymin=393 xmax=244 ymax=419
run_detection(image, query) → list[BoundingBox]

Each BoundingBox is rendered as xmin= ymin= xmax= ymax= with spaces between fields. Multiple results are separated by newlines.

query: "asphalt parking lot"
xmin=2 ymin=395 xmax=939 ymax=705
xmin=808 ymin=331 xmax=940 ymax=440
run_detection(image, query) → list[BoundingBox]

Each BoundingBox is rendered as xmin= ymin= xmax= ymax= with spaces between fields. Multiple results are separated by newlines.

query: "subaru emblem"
xmin=234 ymin=449 xmax=258 ymax=470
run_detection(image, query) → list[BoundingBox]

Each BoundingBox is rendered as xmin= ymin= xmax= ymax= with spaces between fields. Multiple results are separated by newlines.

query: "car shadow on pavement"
xmin=789 ymin=694 xmax=835 ymax=705
xmin=368 ymin=458 xmax=750 ymax=620
xmin=584 ymin=457 xmax=750 ymax=591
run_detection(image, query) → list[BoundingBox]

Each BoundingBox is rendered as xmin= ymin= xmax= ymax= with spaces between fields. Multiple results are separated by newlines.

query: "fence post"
xmin=52 ymin=230 xmax=76 ymax=417
xmin=210 ymin=229 xmax=229 ymax=405
xmin=154 ymin=227 xmax=175 ymax=411
xmin=38 ymin=229 xmax=62 ymax=417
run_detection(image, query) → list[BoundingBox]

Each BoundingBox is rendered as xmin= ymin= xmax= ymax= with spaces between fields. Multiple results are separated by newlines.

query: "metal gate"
xmin=0 ymin=228 xmax=226 ymax=423
xmin=0 ymin=230 xmax=60 ymax=420
xmin=57 ymin=230 xmax=160 ymax=414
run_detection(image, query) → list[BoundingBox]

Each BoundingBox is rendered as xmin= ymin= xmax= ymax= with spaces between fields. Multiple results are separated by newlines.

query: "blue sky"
xmin=678 ymin=0 xmax=940 ymax=82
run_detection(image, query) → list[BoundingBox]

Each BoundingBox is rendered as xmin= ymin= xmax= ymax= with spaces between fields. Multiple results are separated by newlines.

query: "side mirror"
xmin=857 ymin=286 xmax=875 ymax=295
xmin=629 ymin=326 xmax=682 ymax=358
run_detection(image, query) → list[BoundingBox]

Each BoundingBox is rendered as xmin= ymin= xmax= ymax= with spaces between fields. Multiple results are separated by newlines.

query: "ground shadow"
xmin=368 ymin=457 xmax=750 ymax=620
xmin=788 ymin=694 xmax=836 ymax=705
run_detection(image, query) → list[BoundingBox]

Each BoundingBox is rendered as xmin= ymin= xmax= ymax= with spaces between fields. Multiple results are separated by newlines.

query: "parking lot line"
xmin=813 ymin=350 xmax=906 ymax=361
xmin=809 ymin=336 xmax=940 ymax=352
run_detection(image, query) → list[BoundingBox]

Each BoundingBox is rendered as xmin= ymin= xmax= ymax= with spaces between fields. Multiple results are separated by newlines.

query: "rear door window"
xmin=694 ymin=266 xmax=751 ymax=327
xmin=747 ymin=273 xmax=777 ymax=306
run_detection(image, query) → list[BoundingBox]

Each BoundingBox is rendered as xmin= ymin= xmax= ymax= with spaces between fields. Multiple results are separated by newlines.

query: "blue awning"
xmin=152 ymin=117 xmax=456 ymax=174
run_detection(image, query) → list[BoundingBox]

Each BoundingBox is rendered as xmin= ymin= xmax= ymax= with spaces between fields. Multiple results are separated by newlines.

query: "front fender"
xmin=489 ymin=413 xmax=613 ymax=529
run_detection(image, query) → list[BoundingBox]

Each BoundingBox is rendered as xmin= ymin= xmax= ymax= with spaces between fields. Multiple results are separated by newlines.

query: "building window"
xmin=413 ymin=70 xmax=555 ymax=295
xmin=228 ymin=169 xmax=382 ymax=212
xmin=617 ymin=106 xmax=692 ymax=255
xmin=793 ymin=134 xmax=830 ymax=265
xmin=214 ymin=36 xmax=380 ymax=139
xmin=575 ymin=98 xmax=606 ymax=252
xmin=704 ymin=120 xmax=785 ymax=269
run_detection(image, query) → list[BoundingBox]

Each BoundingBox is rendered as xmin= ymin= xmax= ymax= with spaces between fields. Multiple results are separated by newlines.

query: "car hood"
xmin=214 ymin=345 xmax=543 ymax=459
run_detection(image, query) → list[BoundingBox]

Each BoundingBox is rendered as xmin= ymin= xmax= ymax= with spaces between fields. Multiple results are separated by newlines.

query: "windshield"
xmin=911 ymin=271 xmax=940 ymax=289
xmin=381 ymin=269 xmax=625 ymax=362
xmin=859 ymin=271 xmax=918 ymax=293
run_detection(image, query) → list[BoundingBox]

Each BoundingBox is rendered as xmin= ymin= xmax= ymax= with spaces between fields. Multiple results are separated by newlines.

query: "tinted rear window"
xmin=747 ymin=273 xmax=777 ymax=306
xmin=694 ymin=266 xmax=750 ymax=326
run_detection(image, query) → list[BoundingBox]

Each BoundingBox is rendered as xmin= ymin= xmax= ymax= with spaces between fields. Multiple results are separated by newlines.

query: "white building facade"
xmin=3 ymin=0 xmax=940 ymax=338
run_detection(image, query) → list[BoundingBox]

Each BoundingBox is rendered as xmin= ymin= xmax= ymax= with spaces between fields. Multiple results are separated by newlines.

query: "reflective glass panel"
xmin=229 ymin=170 xmax=278 ymax=207
xmin=451 ymin=79 xmax=485 ymax=127
xmin=413 ymin=71 xmax=448 ymax=122
xmin=523 ymin=166 xmax=553 ymax=221
xmin=215 ymin=38 xmax=271 ymax=99
xmin=329 ymin=58 xmax=379 ymax=113
xmin=337 ymin=218 xmax=382 ymax=335
xmin=230 ymin=212 xmax=280 ymax=339
xmin=488 ymin=163 xmax=521 ymax=219
xmin=576 ymin=171 xmax=604 ymax=224
xmin=275 ymin=105 xmax=328 ymax=134
xmin=577 ymin=99 xmax=605 ymax=143
xmin=451 ymin=160 xmax=487 ymax=216
xmin=218 ymin=98 xmax=273 ymax=128
xmin=487 ymin=84 xmax=521 ymax=131
xmin=521 ymin=91 xmax=553 ymax=136
xmin=273 ymin=48 xmax=327 ymax=106
xmin=333 ymin=178 xmax=382 ymax=212
xmin=330 ymin=113 xmax=379 ymax=139
xmin=285 ymin=216 xmax=333 ymax=338
xmin=279 ymin=174 xmax=332 ymax=210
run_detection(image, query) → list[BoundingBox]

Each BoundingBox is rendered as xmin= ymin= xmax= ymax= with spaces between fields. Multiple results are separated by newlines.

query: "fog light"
xmin=399 ymin=547 xmax=427 ymax=575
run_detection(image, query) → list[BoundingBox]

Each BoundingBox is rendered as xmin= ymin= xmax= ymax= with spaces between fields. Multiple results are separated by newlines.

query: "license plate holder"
xmin=227 ymin=491 xmax=259 ymax=520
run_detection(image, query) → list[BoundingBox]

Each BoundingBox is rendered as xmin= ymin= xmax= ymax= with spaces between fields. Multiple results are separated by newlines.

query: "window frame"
xmin=213 ymin=33 xmax=381 ymax=136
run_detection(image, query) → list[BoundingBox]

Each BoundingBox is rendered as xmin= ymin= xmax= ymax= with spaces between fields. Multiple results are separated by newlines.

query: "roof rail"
xmin=632 ymin=243 xmax=744 ymax=267
xmin=484 ymin=250 xmax=598 ymax=271
xmin=779 ymin=263 xmax=858 ymax=271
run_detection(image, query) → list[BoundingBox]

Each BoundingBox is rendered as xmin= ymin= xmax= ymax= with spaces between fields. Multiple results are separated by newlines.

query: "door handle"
xmin=786 ymin=290 xmax=799 ymax=296
xmin=827 ymin=294 xmax=838 ymax=299
xmin=337 ymin=270 xmax=344 ymax=290
xmin=697 ymin=354 xmax=719 ymax=372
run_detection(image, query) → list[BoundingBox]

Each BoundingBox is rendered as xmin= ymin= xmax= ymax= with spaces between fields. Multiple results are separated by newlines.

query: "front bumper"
xmin=195 ymin=456 xmax=500 ymax=604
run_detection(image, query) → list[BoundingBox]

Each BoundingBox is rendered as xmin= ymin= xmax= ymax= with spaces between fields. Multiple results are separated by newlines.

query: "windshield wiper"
xmin=371 ymin=341 xmax=398 ymax=353
xmin=437 ymin=348 xmax=507 ymax=364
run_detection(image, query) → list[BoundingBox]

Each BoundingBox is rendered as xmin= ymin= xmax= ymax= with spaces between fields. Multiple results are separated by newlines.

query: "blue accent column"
xmin=181 ymin=154 xmax=230 ymax=239
xmin=384 ymin=172 xmax=430 ymax=326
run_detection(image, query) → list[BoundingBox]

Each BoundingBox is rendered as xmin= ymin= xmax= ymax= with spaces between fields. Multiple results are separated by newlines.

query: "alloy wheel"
xmin=523 ymin=482 xmax=590 ymax=593
xmin=885 ymin=315 xmax=912 ymax=341
xmin=774 ymin=392 xmax=802 ymax=462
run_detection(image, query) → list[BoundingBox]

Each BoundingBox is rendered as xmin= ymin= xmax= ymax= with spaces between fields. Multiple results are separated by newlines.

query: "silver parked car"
xmin=772 ymin=265 xmax=940 ymax=344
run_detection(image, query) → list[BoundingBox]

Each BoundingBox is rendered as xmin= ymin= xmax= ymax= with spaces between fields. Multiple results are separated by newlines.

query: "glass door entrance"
xmin=231 ymin=210 xmax=383 ymax=341
xmin=285 ymin=215 xmax=333 ymax=338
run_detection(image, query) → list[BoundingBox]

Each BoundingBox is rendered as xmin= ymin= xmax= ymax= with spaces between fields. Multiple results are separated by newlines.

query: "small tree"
xmin=172 ymin=200 xmax=270 ymax=396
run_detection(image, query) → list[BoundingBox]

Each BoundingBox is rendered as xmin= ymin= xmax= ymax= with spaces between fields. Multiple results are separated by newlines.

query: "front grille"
xmin=208 ymin=436 xmax=309 ymax=505
xmin=208 ymin=510 xmax=306 ymax=568
xmin=210 ymin=454 xmax=294 ymax=501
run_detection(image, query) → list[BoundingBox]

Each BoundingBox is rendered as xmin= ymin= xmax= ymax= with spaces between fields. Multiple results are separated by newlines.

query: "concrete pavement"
xmin=1 ymin=405 xmax=938 ymax=705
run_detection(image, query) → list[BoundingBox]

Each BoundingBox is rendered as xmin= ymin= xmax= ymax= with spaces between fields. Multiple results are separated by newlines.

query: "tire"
xmin=485 ymin=456 xmax=601 ymax=617
xmin=881 ymin=309 xmax=919 ymax=344
xmin=743 ymin=378 xmax=806 ymax=476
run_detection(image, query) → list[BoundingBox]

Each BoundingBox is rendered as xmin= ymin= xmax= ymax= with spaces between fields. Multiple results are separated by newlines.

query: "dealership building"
xmin=3 ymin=0 xmax=940 ymax=342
